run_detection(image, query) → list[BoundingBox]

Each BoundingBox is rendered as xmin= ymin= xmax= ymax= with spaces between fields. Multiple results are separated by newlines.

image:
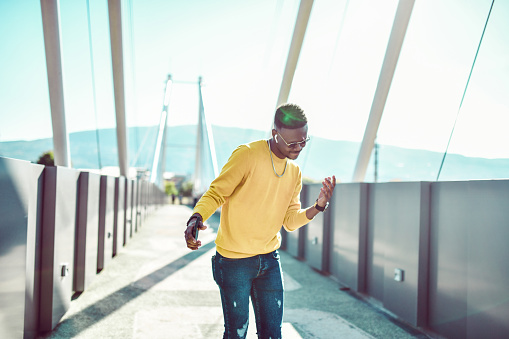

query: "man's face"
xmin=272 ymin=125 xmax=309 ymax=160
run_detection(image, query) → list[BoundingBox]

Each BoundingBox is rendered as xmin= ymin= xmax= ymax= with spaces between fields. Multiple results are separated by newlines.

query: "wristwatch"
xmin=186 ymin=214 xmax=202 ymax=226
xmin=314 ymin=199 xmax=329 ymax=212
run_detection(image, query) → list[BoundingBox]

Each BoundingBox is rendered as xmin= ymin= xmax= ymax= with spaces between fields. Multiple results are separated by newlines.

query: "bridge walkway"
xmin=41 ymin=204 xmax=429 ymax=339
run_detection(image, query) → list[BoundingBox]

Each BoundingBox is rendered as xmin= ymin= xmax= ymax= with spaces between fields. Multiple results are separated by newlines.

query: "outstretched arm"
xmin=305 ymin=175 xmax=336 ymax=220
xmin=185 ymin=145 xmax=249 ymax=250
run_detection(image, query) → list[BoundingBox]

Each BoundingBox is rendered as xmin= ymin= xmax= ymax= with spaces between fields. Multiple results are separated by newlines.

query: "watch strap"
xmin=314 ymin=200 xmax=328 ymax=212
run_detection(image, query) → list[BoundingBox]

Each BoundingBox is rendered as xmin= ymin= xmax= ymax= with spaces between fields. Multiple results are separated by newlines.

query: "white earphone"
xmin=275 ymin=135 xmax=279 ymax=143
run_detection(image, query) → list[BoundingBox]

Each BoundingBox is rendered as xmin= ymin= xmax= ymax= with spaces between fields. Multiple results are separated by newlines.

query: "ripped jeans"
xmin=212 ymin=250 xmax=283 ymax=339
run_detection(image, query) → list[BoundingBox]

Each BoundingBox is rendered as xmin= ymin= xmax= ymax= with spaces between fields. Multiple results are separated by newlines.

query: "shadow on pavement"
xmin=39 ymin=241 xmax=216 ymax=338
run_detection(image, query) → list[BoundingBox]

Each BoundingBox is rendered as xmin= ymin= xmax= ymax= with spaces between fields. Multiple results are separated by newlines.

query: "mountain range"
xmin=0 ymin=125 xmax=507 ymax=182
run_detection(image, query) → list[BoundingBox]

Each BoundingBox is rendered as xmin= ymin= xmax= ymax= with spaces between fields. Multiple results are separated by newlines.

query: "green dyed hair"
xmin=274 ymin=103 xmax=307 ymax=129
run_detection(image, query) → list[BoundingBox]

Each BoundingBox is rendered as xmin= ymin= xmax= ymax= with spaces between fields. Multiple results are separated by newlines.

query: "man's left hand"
xmin=316 ymin=175 xmax=336 ymax=208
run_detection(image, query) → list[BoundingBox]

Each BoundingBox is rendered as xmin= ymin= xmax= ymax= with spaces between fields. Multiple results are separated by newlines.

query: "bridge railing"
xmin=283 ymin=179 xmax=509 ymax=339
xmin=0 ymin=156 xmax=166 ymax=338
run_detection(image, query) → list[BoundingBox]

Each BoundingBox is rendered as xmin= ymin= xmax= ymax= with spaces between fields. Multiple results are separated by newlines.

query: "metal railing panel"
xmin=303 ymin=184 xmax=325 ymax=271
xmin=330 ymin=183 xmax=368 ymax=292
xmin=126 ymin=179 xmax=136 ymax=243
xmin=366 ymin=181 xmax=430 ymax=326
xmin=74 ymin=172 xmax=101 ymax=293
xmin=0 ymin=158 xmax=43 ymax=338
xmin=39 ymin=166 xmax=80 ymax=331
xmin=124 ymin=178 xmax=132 ymax=244
xmin=113 ymin=176 xmax=125 ymax=256
xmin=97 ymin=175 xmax=115 ymax=271
xmin=25 ymin=163 xmax=45 ymax=339
xmin=429 ymin=180 xmax=509 ymax=339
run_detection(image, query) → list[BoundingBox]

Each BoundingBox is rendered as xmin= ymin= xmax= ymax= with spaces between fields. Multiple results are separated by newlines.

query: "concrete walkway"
xmin=40 ymin=204 xmax=430 ymax=339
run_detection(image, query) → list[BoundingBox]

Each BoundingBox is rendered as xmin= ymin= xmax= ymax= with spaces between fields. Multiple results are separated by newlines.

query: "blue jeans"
xmin=212 ymin=250 xmax=284 ymax=339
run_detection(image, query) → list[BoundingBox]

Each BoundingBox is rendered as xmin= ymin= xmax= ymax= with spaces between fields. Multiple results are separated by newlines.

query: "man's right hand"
xmin=185 ymin=214 xmax=207 ymax=250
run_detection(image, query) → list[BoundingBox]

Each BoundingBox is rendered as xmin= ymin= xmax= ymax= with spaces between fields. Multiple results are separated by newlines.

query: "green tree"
xmin=36 ymin=150 xmax=55 ymax=166
xmin=165 ymin=181 xmax=178 ymax=196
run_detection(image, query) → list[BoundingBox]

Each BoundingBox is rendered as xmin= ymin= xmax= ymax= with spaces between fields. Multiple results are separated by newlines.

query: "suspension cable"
xmin=436 ymin=0 xmax=495 ymax=180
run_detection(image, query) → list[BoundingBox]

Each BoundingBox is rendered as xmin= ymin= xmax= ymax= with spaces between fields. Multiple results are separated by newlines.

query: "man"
xmin=184 ymin=103 xmax=336 ymax=338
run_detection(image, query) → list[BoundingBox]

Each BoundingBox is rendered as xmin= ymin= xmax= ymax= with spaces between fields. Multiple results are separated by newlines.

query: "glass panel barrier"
xmin=376 ymin=0 xmax=499 ymax=182
xmin=88 ymin=0 xmax=117 ymax=170
xmin=122 ymin=0 xmax=140 ymax=171
xmin=59 ymin=0 xmax=101 ymax=170
xmin=288 ymin=0 xmax=398 ymax=182
xmin=58 ymin=0 xmax=117 ymax=171
xmin=439 ymin=1 xmax=509 ymax=181
xmin=0 ymin=1 xmax=54 ymax=162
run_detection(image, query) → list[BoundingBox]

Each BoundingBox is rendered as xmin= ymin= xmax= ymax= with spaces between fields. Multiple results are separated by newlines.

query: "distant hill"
xmin=0 ymin=125 xmax=507 ymax=182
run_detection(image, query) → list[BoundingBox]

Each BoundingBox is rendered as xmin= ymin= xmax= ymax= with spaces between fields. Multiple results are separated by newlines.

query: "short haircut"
xmin=274 ymin=103 xmax=307 ymax=130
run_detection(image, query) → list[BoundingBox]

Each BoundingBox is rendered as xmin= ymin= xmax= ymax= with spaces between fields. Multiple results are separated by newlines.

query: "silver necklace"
xmin=267 ymin=140 xmax=287 ymax=177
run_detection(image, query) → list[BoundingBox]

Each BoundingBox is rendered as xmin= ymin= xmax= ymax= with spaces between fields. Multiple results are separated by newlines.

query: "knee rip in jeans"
xmin=237 ymin=319 xmax=248 ymax=338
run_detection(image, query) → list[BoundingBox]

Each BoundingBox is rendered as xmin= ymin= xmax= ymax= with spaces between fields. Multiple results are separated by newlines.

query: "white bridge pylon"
xmin=193 ymin=76 xmax=219 ymax=198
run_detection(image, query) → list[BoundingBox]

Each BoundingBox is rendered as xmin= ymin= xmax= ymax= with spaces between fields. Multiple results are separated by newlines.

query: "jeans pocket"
xmin=211 ymin=255 xmax=217 ymax=283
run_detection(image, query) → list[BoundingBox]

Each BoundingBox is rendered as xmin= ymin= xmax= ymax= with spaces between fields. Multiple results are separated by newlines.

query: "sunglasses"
xmin=276 ymin=132 xmax=310 ymax=149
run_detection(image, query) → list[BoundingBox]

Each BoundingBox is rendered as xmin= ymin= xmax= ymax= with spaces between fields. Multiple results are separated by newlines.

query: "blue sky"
xmin=0 ymin=0 xmax=508 ymax=159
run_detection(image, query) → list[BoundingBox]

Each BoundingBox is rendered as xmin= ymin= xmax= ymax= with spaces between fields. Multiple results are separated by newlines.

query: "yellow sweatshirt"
xmin=193 ymin=139 xmax=312 ymax=258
